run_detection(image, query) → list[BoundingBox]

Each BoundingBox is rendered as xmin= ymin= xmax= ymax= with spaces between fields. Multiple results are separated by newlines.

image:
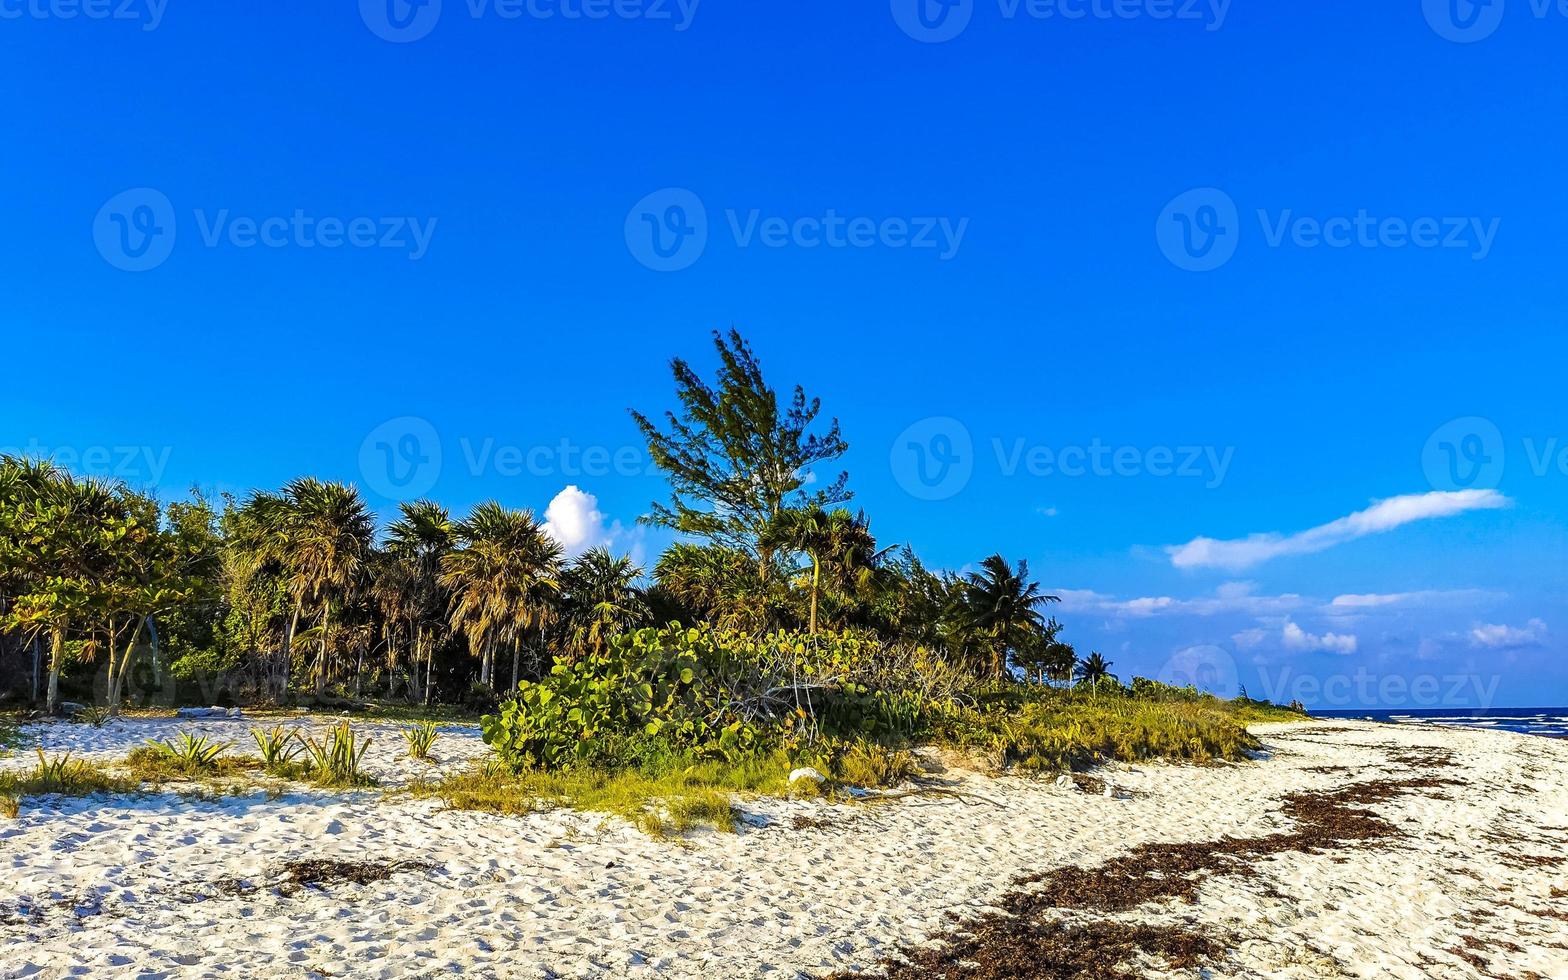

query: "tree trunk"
xmin=280 ymin=603 xmax=302 ymax=701
xmin=30 ymin=635 xmax=41 ymax=704
xmin=510 ymin=643 xmax=520 ymax=693
xmin=314 ymin=608 xmax=330 ymax=697
xmin=109 ymin=616 xmax=148 ymax=716
xmin=808 ymin=554 xmax=820 ymax=635
xmin=46 ymin=625 xmax=64 ymax=715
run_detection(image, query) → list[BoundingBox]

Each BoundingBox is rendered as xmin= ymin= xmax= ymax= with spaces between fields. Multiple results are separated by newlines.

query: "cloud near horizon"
xmin=1469 ymin=618 xmax=1548 ymax=650
xmin=1166 ymin=490 xmax=1510 ymax=572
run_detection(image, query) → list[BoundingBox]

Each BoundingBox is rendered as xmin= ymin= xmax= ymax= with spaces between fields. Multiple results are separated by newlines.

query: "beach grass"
xmin=0 ymin=750 xmax=136 ymax=815
xmin=930 ymin=688 xmax=1291 ymax=773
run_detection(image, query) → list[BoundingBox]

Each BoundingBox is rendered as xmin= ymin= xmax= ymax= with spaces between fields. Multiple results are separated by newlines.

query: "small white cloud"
xmin=542 ymin=485 xmax=643 ymax=561
xmin=1469 ymin=618 xmax=1547 ymax=650
xmin=1232 ymin=628 xmax=1268 ymax=650
xmin=1282 ymin=621 xmax=1358 ymax=655
xmin=1167 ymin=490 xmax=1510 ymax=571
xmin=1330 ymin=589 xmax=1496 ymax=609
xmin=1038 ymin=506 xmax=1059 ymax=518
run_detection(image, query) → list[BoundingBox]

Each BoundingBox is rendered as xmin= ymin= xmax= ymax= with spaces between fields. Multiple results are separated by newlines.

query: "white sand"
xmin=0 ymin=718 xmax=1564 ymax=979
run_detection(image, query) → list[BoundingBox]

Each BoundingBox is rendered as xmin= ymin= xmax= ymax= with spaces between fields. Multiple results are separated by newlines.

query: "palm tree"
xmin=1074 ymin=651 xmax=1117 ymax=696
xmin=960 ymin=554 xmax=1060 ymax=678
xmin=381 ymin=501 xmax=455 ymax=702
xmin=245 ymin=480 xmax=376 ymax=697
xmin=561 ymin=547 xmax=651 ymax=657
xmin=440 ymin=502 xmax=562 ymax=691
xmin=652 ymin=542 xmax=768 ymax=632
xmin=761 ymin=506 xmax=877 ymax=634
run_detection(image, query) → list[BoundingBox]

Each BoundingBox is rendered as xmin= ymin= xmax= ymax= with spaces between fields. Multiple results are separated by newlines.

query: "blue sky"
xmin=4 ymin=0 xmax=1566 ymax=707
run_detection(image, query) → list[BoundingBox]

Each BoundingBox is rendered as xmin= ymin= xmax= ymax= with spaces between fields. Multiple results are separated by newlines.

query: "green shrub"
xmin=401 ymin=720 xmax=440 ymax=760
xmin=251 ymin=725 xmax=302 ymax=772
xmin=481 ymin=625 xmax=935 ymax=771
xmin=298 ymin=722 xmax=375 ymax=787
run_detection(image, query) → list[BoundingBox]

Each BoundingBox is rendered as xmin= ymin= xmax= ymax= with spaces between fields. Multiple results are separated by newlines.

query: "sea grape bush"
xmin=480 ymin=624 xmax=940 ymax=770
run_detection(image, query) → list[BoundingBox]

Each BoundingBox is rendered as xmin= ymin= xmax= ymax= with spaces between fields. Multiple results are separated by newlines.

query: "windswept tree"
xmin=560 ymin=547 xmax=651 ymax=657
xmin=441 ymin=502 xmax=562 ymax=691
xmin=631 ymin=329 xmax=850 ymax=579
xmin=961 ymin=554 xmax=1060 ymax=678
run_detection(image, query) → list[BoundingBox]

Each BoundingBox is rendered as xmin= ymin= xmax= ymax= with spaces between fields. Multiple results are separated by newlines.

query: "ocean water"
xmin=1313 ymin=707 xmax=1568 ymax=739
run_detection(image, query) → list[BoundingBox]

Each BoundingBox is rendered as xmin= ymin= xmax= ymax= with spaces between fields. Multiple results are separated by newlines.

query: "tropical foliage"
xmin=0 ymin=328 xmax=1299 ymax=785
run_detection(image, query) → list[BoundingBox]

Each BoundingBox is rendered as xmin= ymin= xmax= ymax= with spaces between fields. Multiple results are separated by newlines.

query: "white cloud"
xmin=1469 ymin=618 xmax=1547 ymax=650
xmin=541 ymin=485 xmax=642 ymax=560
xmin=1232 ymin=628 xmax=1268 ymax=650
xmin=1282 ymin=621 xmax=1358 ymax=655
xmin=1056 ymin=583 xmax=1304 ymax=619
xmin=1329 ymin=589 xmax=1497 ymax=610
xmin=1038 ymin=506 xmax=1059 ymax=518
xmin=1167 ymin=490 xmax=1510 ymax=571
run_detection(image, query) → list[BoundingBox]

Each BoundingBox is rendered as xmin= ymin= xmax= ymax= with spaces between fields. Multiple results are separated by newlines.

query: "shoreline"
xmin=2 ymin=719 xmax=1565 ymax=978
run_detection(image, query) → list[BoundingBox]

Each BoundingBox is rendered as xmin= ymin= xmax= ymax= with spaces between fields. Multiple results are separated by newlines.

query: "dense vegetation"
xmin=2 ymin=330 xmax=1299 ymax=807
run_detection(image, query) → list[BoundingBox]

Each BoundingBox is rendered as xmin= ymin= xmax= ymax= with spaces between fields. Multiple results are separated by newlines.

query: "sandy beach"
xmin=1 ymin=718 xmax=1564 ymax=979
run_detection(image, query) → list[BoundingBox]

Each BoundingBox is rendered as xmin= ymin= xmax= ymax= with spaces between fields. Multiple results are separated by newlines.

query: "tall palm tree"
xmin=761 ymin=506 xmax=877 ymax=634
xmin=440 ymin=502 xmax=562 ymax=691
xmin=561 ymin=547 xmax=651 ymax=657
xmin=1074 ymin=651 xmax=1117 ymax=696
xmin=961 ymin=554 xmax=1060 ymax=678
xmin=245 ymin=479 xmax=376 ymax=697
xmin=381 ymin=500 xmax=455 ymax=702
